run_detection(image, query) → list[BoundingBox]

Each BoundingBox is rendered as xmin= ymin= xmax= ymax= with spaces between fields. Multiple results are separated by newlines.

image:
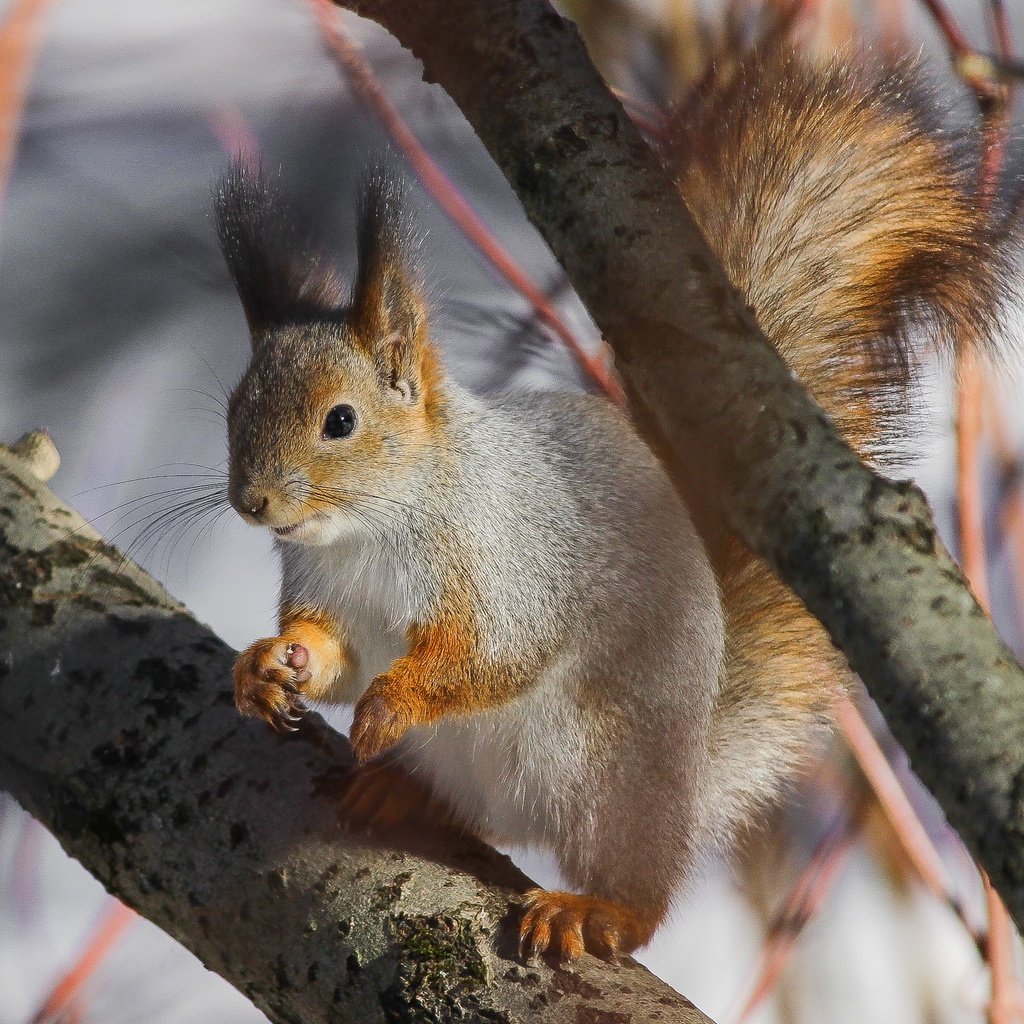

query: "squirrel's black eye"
xmin=323 ymin=404 xmax=357 ymax=439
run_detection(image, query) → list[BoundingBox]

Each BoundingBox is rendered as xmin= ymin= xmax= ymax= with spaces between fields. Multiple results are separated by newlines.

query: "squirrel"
xmin=214 ymin=43 xmax=1001 ymax=963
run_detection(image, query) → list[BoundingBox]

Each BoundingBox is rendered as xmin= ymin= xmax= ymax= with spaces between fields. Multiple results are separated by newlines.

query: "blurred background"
xmin=2 ymin=0 xmax=1024 ymax=1021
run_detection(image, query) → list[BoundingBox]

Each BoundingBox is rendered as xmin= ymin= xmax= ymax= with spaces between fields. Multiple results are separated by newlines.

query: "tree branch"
xmin=329 ymin=0 xmax=1024 ymax=931
xmin=0 ymin=435 xmax=711 ymax=1024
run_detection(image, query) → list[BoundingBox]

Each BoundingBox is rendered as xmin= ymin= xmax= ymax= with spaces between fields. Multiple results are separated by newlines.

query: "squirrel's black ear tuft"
xmin=213 ymin=160 xmax=344 ymax=344
xmin=349 ymin=163 xmax=428 ymax=389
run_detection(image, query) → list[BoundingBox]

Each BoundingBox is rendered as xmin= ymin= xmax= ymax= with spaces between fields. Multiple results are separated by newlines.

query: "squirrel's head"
xmin=215 ymin=162 xmax=443 ymax=546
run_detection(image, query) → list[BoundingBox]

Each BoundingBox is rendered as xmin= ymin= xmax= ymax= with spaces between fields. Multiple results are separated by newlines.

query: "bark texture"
xmin=331 ymin=0 xmax=1024 ymax=929
xmin=0 ymin=438 xmax=711 ymax=1024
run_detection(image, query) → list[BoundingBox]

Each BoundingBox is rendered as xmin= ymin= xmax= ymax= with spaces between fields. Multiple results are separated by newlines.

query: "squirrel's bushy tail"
xmin=668 ymin=48 xmax=1006 ymax=840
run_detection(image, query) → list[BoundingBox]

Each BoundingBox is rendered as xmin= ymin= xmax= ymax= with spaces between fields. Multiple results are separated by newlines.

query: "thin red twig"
xmin=918 ymin=0 xmax=1006 ymax=99
xmin=964 ymin=7 xmax=1018 ymax=1018
xmin=836 ymin=696 xmax=956 ymax=902
xmin=918 ymin=1 xmax=1022 ymax=1018
xmin=207 ymin=102 xmax=261 ymax=165
xmin=919 ymin=0 xmax=975 ymax=56
xmin=984 ymin=871 xmax=1022 ymax=1024
xmin=731 ymin=808 xmax=862 ymax=1024
xmin=309 ymin=0 xmax=624 ymax=404
xmin=29 ymin=899 xmax=137 ymax=1024
xmin=878 ymin=0 xmax=907 ymax=49
xmin=0 ymin=0 xmax=54 ymax=234
xmin=957 ymin=354 xmax=991 ymax=604
xmin=985 ymin=380 xmax=1024 ymax=622
xmin=990 ymin=0 xmax=1013 ymax=67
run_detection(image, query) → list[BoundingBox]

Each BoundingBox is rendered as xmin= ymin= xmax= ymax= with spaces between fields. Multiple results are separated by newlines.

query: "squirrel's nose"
xmin=236 ymin=486 xmax=269 ymax=519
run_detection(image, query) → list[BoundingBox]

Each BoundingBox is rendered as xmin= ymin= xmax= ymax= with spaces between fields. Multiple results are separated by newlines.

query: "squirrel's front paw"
xmin=350 ymin=680 xmax=415 ymax=763
xmin=234 ymin=637 xmax=312 ymax=733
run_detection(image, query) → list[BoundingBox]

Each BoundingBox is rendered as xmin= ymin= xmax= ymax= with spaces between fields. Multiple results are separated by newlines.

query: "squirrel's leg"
xmin=518 ymin=719 xmax=701 ymax=963
xmin=233 ymin=605 xmax=353 ymax=732
xmin=349 ymin=612 xmax=528 ymax=763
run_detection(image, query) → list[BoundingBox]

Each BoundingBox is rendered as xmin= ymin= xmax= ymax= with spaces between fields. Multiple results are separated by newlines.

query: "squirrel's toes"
xmin=341 ymin=761 xmax=465 ymax=836
xmin=517 ymin=889 xmax=659 ymax=964
xmin=233 ymin=637 xmax=311 ymax=733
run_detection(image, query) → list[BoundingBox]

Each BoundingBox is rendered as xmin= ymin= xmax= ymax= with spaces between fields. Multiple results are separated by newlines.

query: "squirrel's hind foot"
xmin=341 ymin=761 xmax=465 ymax=836
xmin=517 ymin=889 xmax=659 ymax=964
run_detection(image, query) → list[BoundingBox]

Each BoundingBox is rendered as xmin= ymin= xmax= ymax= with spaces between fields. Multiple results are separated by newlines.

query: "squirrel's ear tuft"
xmin=214 ymin=160 xmax=344 ymax=345
xmin=348 ymin=164 xmax=429 ymax=398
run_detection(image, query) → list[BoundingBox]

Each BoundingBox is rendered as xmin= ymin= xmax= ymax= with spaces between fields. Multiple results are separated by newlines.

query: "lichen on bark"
xmin=0 ymin=435 xmax=712 ymax=1024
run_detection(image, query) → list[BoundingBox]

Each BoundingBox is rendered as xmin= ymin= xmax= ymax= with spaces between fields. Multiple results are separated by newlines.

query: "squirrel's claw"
xmin=233 ymin=636 xmax=313 ymax=734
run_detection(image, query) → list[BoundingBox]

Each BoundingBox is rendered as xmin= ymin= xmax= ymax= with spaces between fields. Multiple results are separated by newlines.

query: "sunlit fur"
xmin=216 ymin=36 xmax=1007 ymax=963
xmin=664 ymin=47 xmax=1006 ymax=843
xmin=226 ymin=320 xmax=438 ymax=547
xmin=218 ymin=161 xmax=724 ymax=960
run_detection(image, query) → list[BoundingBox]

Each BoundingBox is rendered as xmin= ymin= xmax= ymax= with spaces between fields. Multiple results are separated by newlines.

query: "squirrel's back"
xmin=444 ymin=384 xmax=723 ymax=684
xmin=668 ymin=47 xmax=1005 ymax=838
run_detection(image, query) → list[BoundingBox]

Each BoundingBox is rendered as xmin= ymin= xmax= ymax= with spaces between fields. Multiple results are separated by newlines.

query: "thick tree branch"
xmin=0 ymin=437 xmax=711 ymax=1024
xmin=330 ymin=0 xmax=1024 ymax=930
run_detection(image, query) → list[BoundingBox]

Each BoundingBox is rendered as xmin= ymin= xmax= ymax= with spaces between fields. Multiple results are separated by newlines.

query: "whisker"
xmin=161 ymin=387 xmax=229 ymax=419
xmin=67 ymin=490 xmax=229 ymax=589
xmin=73 ymin=474 xmax=226 ymax=499
xmin=118 ymin=494 xmax=231 ymax=579
xmin=178 ymin=501 xmax=238 ymax=580
xmin=55 ymin=483 xmax=227 ymax=574
xmin=83 ymin=485 xmax=228 ymax=536
xmin=186 ymin=340 xmax=232 ymax=407
xmin=151 ymin=461 xmax=229 ymax=474
xmin=303 ymin=483 xmax=453 ymax=528
xmin=103 ymin=491 xmax=228 ymax=558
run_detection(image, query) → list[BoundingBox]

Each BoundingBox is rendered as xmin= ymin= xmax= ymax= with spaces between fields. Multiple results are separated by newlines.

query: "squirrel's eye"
xmin=323 ymin=404 xmax=357 ymax=439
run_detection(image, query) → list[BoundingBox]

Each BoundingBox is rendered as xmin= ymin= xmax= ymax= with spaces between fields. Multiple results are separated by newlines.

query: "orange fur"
xmin=278 ymin=606 xmax=352 ymax=700
xmin=518 ymin=890 xmax=663 ymax=963
xmin=662 ymin=44 xmax=1004 ymax=832
xmin=349 ymin=596 xmax=530 ymax=762
xmin=416 ymin=332 xmax=449 ymax=432
xmin=341 ymin=761 xmax=466 ymax=834
xmin=234 ymin=607 xmax=352 ymax=731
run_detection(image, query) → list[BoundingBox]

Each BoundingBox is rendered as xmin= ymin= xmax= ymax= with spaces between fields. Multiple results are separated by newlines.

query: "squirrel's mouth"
xmin=271 ymin=512 xmax=324 ymax=539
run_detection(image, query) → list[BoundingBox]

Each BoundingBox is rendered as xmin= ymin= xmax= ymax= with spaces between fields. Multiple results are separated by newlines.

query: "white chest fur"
xmin=282 ymin=526 xmax=419 ymax=693
xmin=399 ymin=655 xmax=588 ymax=847
xmin=283 ymin=526 xmax=588 ymax=850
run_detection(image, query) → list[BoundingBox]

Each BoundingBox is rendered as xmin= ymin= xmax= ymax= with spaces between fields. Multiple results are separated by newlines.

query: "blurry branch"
xmin=730 ymin=800 xmax=864 ymax=1024
xmin=309 ymin=0 xmax=623 ymax=400
xmin=29 ymin=900 xmax=137 ymax=1024
xmin=331 ymin=0 xmax=1024 ymax=935
xmin=0 ymin=433 xmax=711 ymax=1024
